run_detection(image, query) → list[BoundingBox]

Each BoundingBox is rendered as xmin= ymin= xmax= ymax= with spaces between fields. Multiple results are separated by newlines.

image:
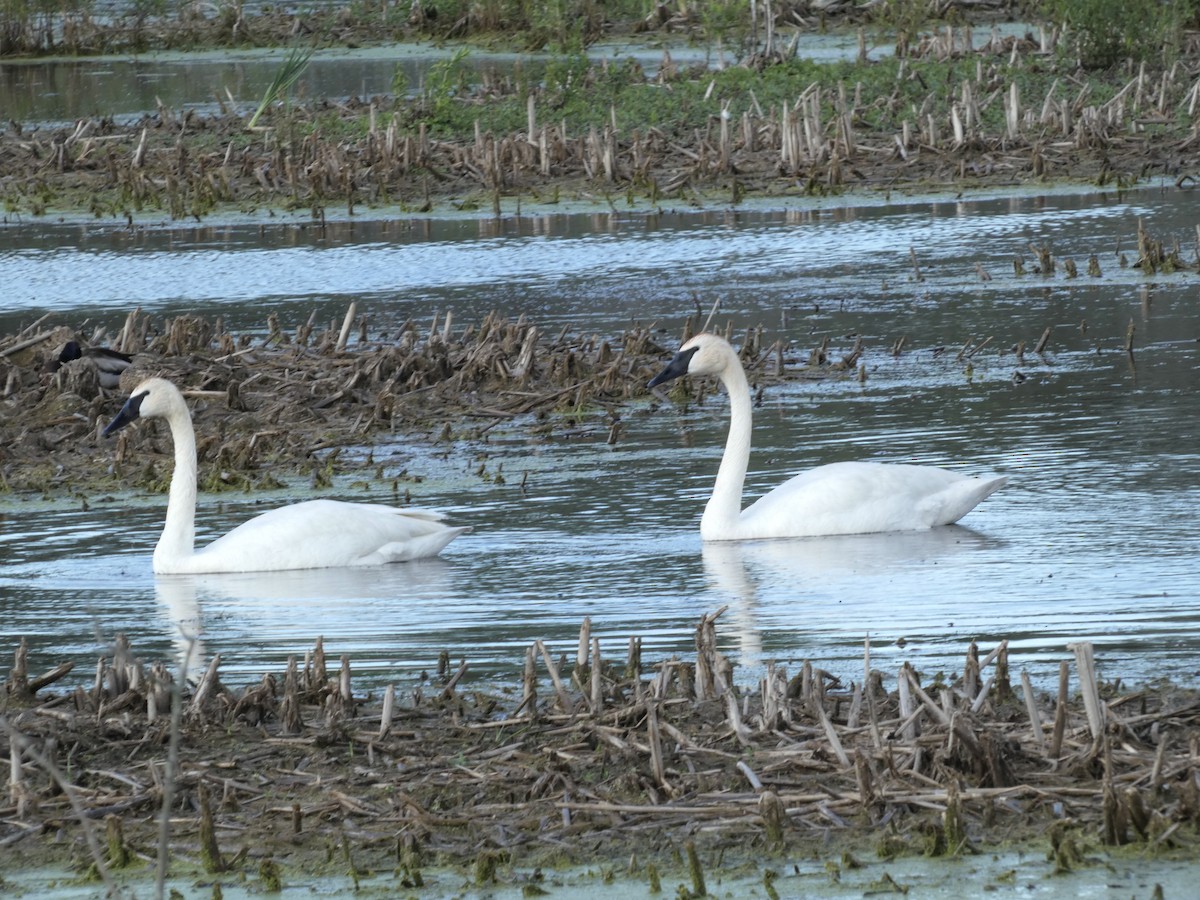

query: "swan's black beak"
xmin=648 ymin=346 xmax=698 ymax=388
xmin=103 ymin=390 xmax=148 ymax=438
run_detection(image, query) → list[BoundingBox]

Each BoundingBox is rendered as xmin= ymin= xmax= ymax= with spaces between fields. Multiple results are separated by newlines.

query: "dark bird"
xmin=49 ymin=340 xmax=133 ymax=388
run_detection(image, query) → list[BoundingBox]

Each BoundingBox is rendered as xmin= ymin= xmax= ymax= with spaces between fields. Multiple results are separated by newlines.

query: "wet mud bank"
xmin=3 ymin=611 xmax=1200 ymax=895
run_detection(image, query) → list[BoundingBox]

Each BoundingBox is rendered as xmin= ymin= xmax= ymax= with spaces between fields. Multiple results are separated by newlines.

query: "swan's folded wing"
xmin=740 ymin=463 xmax=1003 ymax=537
xmin=194 ymin=499 xmax=466 ymax=571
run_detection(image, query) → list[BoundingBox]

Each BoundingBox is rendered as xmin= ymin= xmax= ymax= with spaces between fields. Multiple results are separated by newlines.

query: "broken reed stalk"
xmin=535 ymin=640 xmax=574 ymax=714
xmin=439 ymin=661 xmax=469 ymax=699
xmin=339 ymin=654 xmax=354 ymax=718
xmin=336 ymin=302 xmax=357 ymax=352
xmin=576 ymin=616 xmax=591 ymax=672
xmin=1050 ymin=660 xmax=1069 ymax=759
xmin=1020 ymin=669 xmax=1046 ymax=752
xmin=1070 ymin=641 xmax=1106 ymax=740
xmin=198 ymin=782 xmax=225 ymax=873
xmin=590 ymin=637 xmax=603 ymax=715
xmin=645 ymin=699 xmax=668 ymax=790
xmin=379 ymin=684 xmax=396 ymax=738
xmin=685 ymin=840 xmax=706 ymax=898
xmin=155 ymin=636 xmax=191 ymax=896
xmin=517 ymin=644 xmax=537 ymax=720
xmin=187 ymin=653 xmax=222 ymax=719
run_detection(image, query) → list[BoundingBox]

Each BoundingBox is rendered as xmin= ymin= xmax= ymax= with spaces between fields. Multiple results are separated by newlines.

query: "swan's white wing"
xmin=184 ymin=499 xmax=467 ymax=573
xmin=737 ymin=461 xmax=1004 ymax=538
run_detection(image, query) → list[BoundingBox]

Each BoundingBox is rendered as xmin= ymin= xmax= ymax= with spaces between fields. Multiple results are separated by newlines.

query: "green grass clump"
xmin=1041 ymin=0 xmax=1200 ymax=68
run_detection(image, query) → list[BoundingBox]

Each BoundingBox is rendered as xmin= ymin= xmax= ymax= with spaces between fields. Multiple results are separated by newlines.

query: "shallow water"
xmin=6 ymin=845 xmax=1198 ymax=898
xmin=0 ymin=24 xmax=1036 ymax=127
xmin=3 ymin=183 xmax=1200 ymax=697
xmin=0 ymin=42 xmax=706 ymax=126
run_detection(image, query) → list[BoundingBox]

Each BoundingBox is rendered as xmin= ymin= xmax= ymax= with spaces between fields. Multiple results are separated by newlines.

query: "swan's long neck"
xmin=701 ymin=354 xmax=752 ymax=538
xmin=155 ymin=403 xmax=198 ymax=569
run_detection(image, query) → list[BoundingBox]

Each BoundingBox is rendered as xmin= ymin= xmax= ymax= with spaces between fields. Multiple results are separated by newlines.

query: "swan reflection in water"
xmin=153 ymin=560 xmax=456 ymax=678
xmin=700 ymin=526 xmax=1000 ymax=671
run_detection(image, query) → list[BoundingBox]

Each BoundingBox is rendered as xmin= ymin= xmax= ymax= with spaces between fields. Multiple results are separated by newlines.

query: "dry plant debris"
xmin=3 ymin=610 xmax=1200 ymax=893
xmin=0 ymin=309 xmax=820 ymax=495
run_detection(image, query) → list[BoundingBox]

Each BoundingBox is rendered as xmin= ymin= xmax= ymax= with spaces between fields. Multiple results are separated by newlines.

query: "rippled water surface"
xmin=3 ymin=183 xmax=1199 ymax=697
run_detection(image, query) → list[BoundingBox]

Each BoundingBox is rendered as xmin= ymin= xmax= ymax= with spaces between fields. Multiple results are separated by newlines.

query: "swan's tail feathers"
xmin=374 ymin=525 xmax=472 ymax=563
xmin=394 ymin=506 xmax=451 ymax=522
xmin=939 ymin=474 xmax=1008 ymax=526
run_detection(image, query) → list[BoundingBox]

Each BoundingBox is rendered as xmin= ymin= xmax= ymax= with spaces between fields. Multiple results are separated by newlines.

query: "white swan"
xmin=647 ymin=334 xmax=1007 ymax=540
xmin=103 ymin=378 xmax=468 ymax=574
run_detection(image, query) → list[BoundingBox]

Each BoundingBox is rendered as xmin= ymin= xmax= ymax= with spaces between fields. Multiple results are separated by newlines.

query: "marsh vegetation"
xmin=2 ymin=1 xmax=1200 ymax=220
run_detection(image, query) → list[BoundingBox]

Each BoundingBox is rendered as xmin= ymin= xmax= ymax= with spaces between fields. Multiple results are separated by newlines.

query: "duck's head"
xmin=103 ymin=378 xmax=177 ymax=437
xmin=648 ymin=333 xmax=732 ymax=388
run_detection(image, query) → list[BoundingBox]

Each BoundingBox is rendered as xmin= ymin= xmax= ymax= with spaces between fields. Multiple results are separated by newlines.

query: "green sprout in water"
xmin=247 ymin=46 xmax=314 ymax=129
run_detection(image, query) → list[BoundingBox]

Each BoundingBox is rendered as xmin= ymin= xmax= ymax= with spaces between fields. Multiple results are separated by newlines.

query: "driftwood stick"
xmin=9 ymin=730 xmax=25 ymax=815
xmin=846 ymin=681 xmax=863 ymax=731
xmin=725 ymin=691 xmax=752 ymax=746
xmin=281 ymin=656 xmax=303 ymax=734
xmin=736 ymin=759 xmax=763 ymax=792
xmin=963 ymin=641 xmax=980 ymax=700
xmin=759 ymin=790 xmax=786 ymax=845
xmin=904 ymin=667 xmax=951 ymax=728
xmin=979 ymin=640 xmax=1009 ymax=670
xmin=439 ymin=661 xmax=469 ymax=699
xmin=8 ymin=638 xmax=30 ymax=697
xmin=0 ymin=331 xmax=55 ymax=358
xmin=515 ymin=644 xmax=537 ymax=720
xmin=1033 ymin=326 xmax=1052 ymax=354
xmin=29 ymin=661 xmax=75 ymax=693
